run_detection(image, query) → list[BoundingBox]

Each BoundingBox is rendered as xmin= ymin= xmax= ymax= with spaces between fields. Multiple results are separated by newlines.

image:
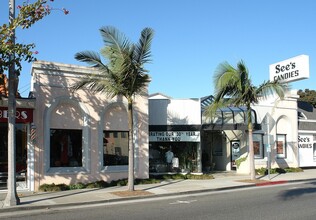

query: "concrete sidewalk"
xmin=1 ymin=169 xmax=316 ymax=213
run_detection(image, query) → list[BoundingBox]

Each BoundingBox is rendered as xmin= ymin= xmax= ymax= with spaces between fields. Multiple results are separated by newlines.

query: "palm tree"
xmin=72 ymin=26 xmax=154 ymax=191
xmin=204 ymin=60 xmax=288 ymax=180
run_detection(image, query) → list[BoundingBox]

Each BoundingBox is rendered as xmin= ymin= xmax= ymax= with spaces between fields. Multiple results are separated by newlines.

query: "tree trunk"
xmin=127 ymin=97 xmax=134 ymax=191
xmin=247 ymin=105 xmax=255 ymax=180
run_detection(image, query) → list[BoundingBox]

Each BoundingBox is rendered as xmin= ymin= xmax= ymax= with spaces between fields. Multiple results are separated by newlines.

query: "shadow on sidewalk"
xmin=140 ymin=179 xmax=185 ymax=191
xmin=20 ymin=187 xmax=104 ymax=205
xmin=257 ymin=173 xmax=282 ymax=180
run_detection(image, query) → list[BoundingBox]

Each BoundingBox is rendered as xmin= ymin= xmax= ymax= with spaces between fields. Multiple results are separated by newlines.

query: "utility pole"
xmin=4 ymin=0 xmax=20 ymax=207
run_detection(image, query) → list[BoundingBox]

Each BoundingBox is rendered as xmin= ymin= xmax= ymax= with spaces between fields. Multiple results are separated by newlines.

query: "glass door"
xmin=0 ymin=123 xmax=28 ymax=188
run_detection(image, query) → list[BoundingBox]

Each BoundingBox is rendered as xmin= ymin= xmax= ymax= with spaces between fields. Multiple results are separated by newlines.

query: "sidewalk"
xmin=1 ymin=169 xmax=316 ymax=213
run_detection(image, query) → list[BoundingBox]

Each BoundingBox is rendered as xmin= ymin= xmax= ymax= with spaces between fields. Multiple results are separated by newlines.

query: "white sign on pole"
xmin=263 ymin=135 xmax=274 ymax=145
xmin=269 ymin=55 xmax=309 ymax=83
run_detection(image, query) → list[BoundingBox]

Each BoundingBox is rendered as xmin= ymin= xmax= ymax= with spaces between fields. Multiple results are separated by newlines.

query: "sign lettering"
xmin=269 ymin=55 xmax=309 ymax=83
xmin=149 ymin=131 xmax=200 ymax=142
xmin=0 ymin=107 xmax=33 ymax=123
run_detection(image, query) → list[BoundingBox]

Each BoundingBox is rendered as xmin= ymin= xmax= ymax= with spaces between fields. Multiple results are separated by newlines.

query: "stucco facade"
xmin=30 ymin=61 xmax=149 ymax=191
xmin=2 ymin=60 xmax=312 ymax=192
xmin=236 ymin=90 xmax=299 ymax=174
xmin=149 ymin=90 xmax=301 ymax=175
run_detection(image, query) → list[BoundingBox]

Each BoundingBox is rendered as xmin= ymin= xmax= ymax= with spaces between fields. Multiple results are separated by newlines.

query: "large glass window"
xmin=253 ymin=134 xmax=264 ymax=159
xmin=212 ymin=132 xmax=224 ymax=156
xmin=103 ymin=131 xmax=128 ymax=166
xmin=149 ymin=142 xmax=198 ymax=173
xmin=0 ymin=123 xmax=27 ymax=185
xmin=50 ymin=129 xmax=82 ymax=167
xmin=276 ymin=134 xmax=287 ymax=159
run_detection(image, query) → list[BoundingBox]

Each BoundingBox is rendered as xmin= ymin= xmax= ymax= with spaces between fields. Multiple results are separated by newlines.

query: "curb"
xmin=255 ymin=180 xmax=288 ymax=186
xmin=0 ymin=184 xmax=257 ymax=214
xmin=1 ymin=177 xmax=316 ymax=214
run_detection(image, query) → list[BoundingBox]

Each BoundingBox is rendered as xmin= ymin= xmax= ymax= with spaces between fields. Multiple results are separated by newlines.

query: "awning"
xmin=201 ymin=96 xmax=260 ymax=131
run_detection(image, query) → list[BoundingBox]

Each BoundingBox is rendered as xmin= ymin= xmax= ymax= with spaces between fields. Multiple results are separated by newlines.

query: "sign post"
xmin=266 ymin=121 xmax=271 ymax=180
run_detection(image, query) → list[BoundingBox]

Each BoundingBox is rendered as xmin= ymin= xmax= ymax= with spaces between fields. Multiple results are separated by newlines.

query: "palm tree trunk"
xmin=247 ymin=104 xmax=255 ymax=180
xmin=127 ymin=98 xmax=134 ymax=191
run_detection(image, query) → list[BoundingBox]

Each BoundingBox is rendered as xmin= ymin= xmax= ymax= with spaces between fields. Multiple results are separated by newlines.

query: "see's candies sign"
xmin=269 ymin=55 xmax=309 ymax=83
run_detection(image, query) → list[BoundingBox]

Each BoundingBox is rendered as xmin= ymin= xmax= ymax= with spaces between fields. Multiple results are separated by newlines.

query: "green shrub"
xmin=256 ymin=167 xmax=303 ymax=175
xmin=38 ymin=183 xmax=69 ymax=192
xmin=162 ymin=174 xmax=187 ymax=180
xmin=38 ymin=183 xmax=53 ymax=192
xmin=135 ymin=178 xmax=161 ymax=184
xmin=186 ymin=174 xmax=214 ymax=180
xmin=115 ymin=179 xmax=128 ymax=186
xmin=69 ymin=182 xmax=85 ymax=190
xmin=94 ymin=180 xmax=110 ymax=188
xmin=284 ymin=167 xmax=303 ymax=173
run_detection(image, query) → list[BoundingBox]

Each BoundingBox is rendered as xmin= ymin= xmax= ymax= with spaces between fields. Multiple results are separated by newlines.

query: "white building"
xmin=1 ymin=60 xmax=314 ymax=192
xmin=149 ymin=90 xmax=302 ymax=175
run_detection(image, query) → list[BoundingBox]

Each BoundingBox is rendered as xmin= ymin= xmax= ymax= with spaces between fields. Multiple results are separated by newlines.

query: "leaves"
xmin=73 ymin=26 xmax=154 ymax=100
xmin=0 ymin=0 xmax=69 ymax=73
xmin=298 ymin=89 xmax=316 ymax=107
xmin=209 ymin=60 xmax=288 ymax=111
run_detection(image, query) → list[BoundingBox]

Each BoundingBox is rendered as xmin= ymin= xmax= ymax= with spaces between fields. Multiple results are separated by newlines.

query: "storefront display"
xmin=149 ymin=131 xmax=200 ymax=173
xmin=0 ymin=106 xmax=34 ymax=188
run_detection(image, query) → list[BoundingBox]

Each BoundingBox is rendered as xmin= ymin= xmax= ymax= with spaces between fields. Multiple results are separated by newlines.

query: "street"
xmin=2 ymin=181 xmax=316 ymax=220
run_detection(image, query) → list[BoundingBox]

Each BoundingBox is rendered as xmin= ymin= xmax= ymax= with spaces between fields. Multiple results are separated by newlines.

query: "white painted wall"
xmin=149 ymin=95 xmax=201 ymax=125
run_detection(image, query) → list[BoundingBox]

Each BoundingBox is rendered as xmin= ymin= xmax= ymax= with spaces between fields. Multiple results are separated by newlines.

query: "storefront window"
xmin=149 ymin=142 xmax=198 ymax=173
xmin=212 ymin=132 xmax=223 ymax=156
xmin=0 ymin=123 xmax=27 ymax=185
xmin=50 ymin=129 xmax=82 ymax=167
xmin=103 ymin=131 xmax=128 ymax=166
xmin=253 ymin=134 xmax=264 ymax=159
xmin=276 ymin=134 xmax=287 ymax=159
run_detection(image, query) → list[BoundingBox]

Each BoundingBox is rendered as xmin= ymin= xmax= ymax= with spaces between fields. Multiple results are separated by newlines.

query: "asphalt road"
xmin=2 ymin=181 xmax=316 ymax=220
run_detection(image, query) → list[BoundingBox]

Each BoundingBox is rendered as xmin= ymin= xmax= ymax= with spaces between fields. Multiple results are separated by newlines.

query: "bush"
xmin=115 ymin=179 xmax=128 ymax=186
xmin=256 ymin=167 xmax=303 ymax=175
xmin=39 ymin=183 xmax=69 ymax=192
xmin=69 ymin=182 xmax=85 ymax=190
xmin=186 ymin=174 xmax=214 ymax=180
xmin=135 ymin=178 xmax=161 ymax=184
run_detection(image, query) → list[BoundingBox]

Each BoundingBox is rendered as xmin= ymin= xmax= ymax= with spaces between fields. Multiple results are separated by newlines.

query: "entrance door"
xmin=0 ymin=123 xmax=28 ymax=188
xmin=231 ymin=140 xmax=241 ymax=170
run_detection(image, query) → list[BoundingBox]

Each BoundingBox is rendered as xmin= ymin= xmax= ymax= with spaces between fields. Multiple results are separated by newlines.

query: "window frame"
xmin=44 ymin=97 xmax=90 ymax=174
xmin=103 ymin=130 xmax=129 ymax=167
xmin=253 ymin=134 xmax=264 ymax=159
xmin=49 ymin=129 xmax=83 ymax=168
xmin=276 ymin=134 xmax=287 ymax=159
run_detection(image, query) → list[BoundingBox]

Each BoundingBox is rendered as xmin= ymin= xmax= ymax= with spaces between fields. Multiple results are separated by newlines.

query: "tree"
xmin=204 ymin=60 xmax=288 ymax=180
xmin=1 ymin=0 xmax=69 ymax=75
xmin=298 ymin=89 xmax=316 ymax=107
xmin=1 ymin=0 xmax=68 ymax=207
xmin=73 ymin=26 xmax=154 ymax=191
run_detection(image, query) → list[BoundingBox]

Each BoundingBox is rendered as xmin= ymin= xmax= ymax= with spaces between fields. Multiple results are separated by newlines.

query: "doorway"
xmin=0 ymin=123 xmax=28 ymax=189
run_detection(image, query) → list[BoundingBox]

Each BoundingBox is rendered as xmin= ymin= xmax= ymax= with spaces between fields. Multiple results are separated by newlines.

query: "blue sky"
xmin=1 ymin=0 xmax=315 ymax=98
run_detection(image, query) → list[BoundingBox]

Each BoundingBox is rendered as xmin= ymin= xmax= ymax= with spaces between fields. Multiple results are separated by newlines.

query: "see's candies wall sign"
xmin=269 ymin=55 xmax=309 ymax=83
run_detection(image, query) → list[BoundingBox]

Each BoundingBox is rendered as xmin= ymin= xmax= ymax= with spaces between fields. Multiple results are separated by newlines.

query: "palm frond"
xmin=134 ymin=27 xmax=154 ymax=64
xmin=73 ymin=26 xmax=154 ymax=100
xmin=99 ymin=26 xmax=131 ymax=63
xmin=214 ymin=62 xmax=240 ymax=91
xmin=256 ymin=80 xmax=289 ymax=100
xmin=203 ymin=98 xmax=232 ymax=119
xmin=74 ymin=51 xmax=106 ymax=69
